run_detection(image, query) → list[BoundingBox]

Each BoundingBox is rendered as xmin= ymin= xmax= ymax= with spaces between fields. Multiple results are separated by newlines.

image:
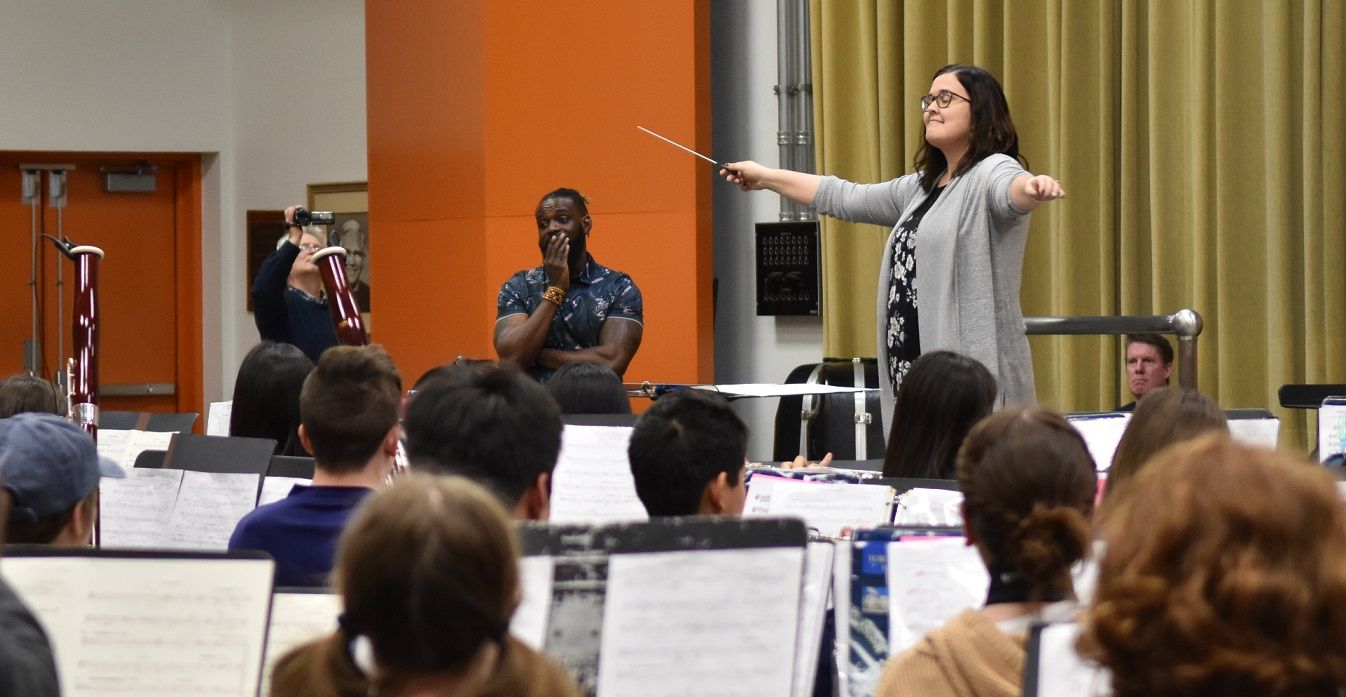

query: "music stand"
xmin=163 ymin=433 xmax=277 ymax=475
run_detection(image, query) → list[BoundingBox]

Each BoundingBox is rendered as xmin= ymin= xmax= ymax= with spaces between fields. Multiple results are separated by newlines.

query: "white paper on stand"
xmin=258 ymin=477 xmax=310 ymax=507
xmin=549 ymin=426 xmax=648 ymax=524
xmin=512 ymin=556 xmax=554 ymax=651
xmin=166 ymin=471 xmax=262 ymax=550
xmin=1319 ymin=400 xmax=1346 ymax=462
xmin=1228 ymin=418 xmax=1280 ymax=449
xmin=791 ymin=541 xmax=836 ymax=697
xmin=1030 ymin=622 xmax=1111 ymax=697
xmin=99 ymin=468 xmax=185 ymax=548
xmin=885 ymin=538 xmax=988 ymax=653
xmin=745 ymin=475 xmax=894 ymax=537
xmin=97 ymin=429 xmax=175 ymax=471
xmin=1067 ymin=414 xmax=1130 ymax=471
xmin=892 ymin=488 xmax=963 ymax=528
xmin=260 ymin=591 xmax=342 ymax=697
xmin=206 ymin=401 xmax=233 ymax=436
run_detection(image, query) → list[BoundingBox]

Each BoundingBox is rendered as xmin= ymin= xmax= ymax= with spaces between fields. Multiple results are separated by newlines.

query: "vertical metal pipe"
xmin=794 ymin=0 xmax=816 ymax=220
xmin=777 ymin=0 xmax=798 ymax=221
xmin=1177 ymin=336 xmax=1198 ymax=389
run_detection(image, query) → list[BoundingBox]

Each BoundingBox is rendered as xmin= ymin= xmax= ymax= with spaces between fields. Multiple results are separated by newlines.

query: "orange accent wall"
xmin=365 ymin=1 xmax=713 ymax=387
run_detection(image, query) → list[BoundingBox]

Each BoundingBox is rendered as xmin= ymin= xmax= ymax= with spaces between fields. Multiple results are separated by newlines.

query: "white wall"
xmin=711 ymin=2 xmax=825 ymax=461
xmin=0 ymin=0 xmax=367 ymax=409
xmin=0 ymin=0 xmax=815 ymax=450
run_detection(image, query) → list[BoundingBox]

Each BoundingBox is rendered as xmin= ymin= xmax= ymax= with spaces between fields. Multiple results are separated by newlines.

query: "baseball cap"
xmin=0 ymin=413 xmax=126 ymax=523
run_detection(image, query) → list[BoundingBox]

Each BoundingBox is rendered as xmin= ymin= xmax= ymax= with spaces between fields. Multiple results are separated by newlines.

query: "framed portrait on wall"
xmin=307 ymin=181 xmax=371 ymax=332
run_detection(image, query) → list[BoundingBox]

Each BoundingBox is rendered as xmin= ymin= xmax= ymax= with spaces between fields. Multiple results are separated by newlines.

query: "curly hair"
xmin=956 ymin=408 xmax=1097 ymax=597
xmin=1078 ymin=435 xmax=1346 ymax=697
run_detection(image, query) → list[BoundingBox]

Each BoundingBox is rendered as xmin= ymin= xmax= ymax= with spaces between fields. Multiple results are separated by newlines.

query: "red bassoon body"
xmin=49 ymin=237 xmax=104 ymax=441
xmin=311 ymin=246 xmax=368 ymax=346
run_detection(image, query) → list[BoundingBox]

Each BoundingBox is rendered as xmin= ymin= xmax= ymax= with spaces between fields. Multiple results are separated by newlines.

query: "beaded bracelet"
xmin=542 ymin=285 xmax=566 ymax=306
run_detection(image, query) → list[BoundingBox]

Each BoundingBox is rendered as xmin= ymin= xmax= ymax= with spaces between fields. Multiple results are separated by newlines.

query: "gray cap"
xmin=0 ymin=413 xmax=126 ymax=523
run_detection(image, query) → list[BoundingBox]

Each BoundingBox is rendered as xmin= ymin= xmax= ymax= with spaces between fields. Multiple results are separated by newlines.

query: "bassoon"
xmin=310 ymin=246 xmax=368 ymax=346
xmin=47 ymin=236 xmax=104 ymax=441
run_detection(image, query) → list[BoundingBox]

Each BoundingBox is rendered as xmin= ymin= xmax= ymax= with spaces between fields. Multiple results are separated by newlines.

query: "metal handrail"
xmin=1023 ymin=308 xmax=1203 ymax=388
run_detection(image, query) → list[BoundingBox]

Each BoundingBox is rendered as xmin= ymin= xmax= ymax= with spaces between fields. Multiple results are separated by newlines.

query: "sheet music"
xmin=167 ymin=471 xmax=263 ymax=550
xmin=885 ymin=538 xmax=988 ymax=652
xmin=792 ymin=541 xmax=836 ymax=697
xmin=548 ymin=426 xmax=649 ymax=524
xmin=206 ymin=401 xmax=233 ymax=436
xmin=260 ymin=591 xmax=341 ymax=697
xmin=97 ymin=428 xmax=175 ymax=470
xmin=1228 ymin=418 xmax=1279 ymax=449
xmin=892 ymin=488 xmax=963 ymax=527
xmin=1031 ymin=622 xmax=1111 ymax=697
xmin=3 ymin=555 xmax=274 ymax=697
xmin=1320 ymin=401 xmax=1346 ymax=462
xmin=597 ymin=547 xmax=804 ymax=697
xmin=700 ymin=383 xmax=872 ymax=398
xmin=512 ymin=555 xmax=554 ymax=650
xmin=745 ymin=475 xmax=894 ymax=537
xmin=258 ymin=477 xmax=309 ymax=507
xmin=1068 ymin=414 xmax=1130 ymax=471
xmin=98 ymin=468 xmax=185 ymax=548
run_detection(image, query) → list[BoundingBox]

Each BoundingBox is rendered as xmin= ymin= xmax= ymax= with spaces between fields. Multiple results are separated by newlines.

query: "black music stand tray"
xmin=162 ymin=434 xmax=277 ymax=475
xmin=101 ymin=411 xmax=199 ymax=433
xmin=1278 ymin=384 xmax=1346 ymax=410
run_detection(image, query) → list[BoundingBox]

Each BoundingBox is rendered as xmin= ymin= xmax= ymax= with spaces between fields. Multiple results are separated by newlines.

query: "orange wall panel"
xmin=367 ymin=0 xmax=712 ymax=386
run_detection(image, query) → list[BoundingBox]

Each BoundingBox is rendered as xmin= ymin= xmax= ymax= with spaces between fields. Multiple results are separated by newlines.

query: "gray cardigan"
xmin=813 ymin=154 xmax=1035 ymax=428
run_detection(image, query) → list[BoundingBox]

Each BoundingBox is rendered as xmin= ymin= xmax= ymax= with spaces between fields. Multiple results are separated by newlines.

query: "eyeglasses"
xmin=919 ymin=90 xmax=971 ymax=112
xmin=298 ymin=244 xmax=323 ymax=253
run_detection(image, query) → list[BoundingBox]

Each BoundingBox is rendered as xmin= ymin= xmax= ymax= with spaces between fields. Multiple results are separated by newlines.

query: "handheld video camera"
xmin=293 ymin=207 xmax=336 ymax=226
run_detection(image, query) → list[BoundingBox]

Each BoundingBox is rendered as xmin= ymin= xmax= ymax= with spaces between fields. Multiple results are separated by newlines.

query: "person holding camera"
xmin=251 ymin=204 xmax=339 ymax=363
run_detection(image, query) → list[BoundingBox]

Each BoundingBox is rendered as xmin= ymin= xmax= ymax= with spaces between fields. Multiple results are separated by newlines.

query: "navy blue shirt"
xmin=228 ymin=485 xmax=371 ymax=587
xmin=251 ymin=241 xmax=339 ymax=363
xmin=496 ymin=254 xmax=643 ymax=381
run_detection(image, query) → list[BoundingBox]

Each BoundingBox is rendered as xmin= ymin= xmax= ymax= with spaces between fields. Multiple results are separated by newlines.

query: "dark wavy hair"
xmin=1079 ymin=435 xmax=1346 ymax=697
xmin=913 ymin=64 xmax=1026 ymax=193
xmin=882 ymin=351 xmax=997 ymax=479
xmin=956 ymin=408 xmax=1097 ymax=599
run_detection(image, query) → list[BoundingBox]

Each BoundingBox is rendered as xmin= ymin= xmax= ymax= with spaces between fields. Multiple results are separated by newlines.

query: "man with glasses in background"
xmin=251 ymin=204 xmax=339 ymax=362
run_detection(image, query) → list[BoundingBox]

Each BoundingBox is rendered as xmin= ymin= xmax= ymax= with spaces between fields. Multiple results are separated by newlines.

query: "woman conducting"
xmin=723 ymin=64 xmax=1064 ymax=419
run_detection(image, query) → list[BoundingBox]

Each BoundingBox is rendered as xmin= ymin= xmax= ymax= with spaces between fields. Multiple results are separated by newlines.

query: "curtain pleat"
xmin=811 ymin=0 xmax=1346 ymax=448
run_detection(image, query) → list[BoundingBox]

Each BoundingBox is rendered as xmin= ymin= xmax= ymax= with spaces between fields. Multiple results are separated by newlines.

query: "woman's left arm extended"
xmin=1009 ymin=174 xmax=1066 ymax=212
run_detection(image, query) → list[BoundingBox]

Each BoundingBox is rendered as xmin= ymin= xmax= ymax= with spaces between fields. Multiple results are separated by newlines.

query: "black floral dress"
xmin=885 ymin=185 xmax=944 ymax=397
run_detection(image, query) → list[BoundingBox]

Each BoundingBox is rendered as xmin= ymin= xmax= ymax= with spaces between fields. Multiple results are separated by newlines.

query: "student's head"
xmin=1124 ymin=333 xmax=1174 ymax=401
xmin=1105 ymin=386 xmax=1227 ymax=505
xmin=0 ymin=374 xmax=65 ymax=419
xmin=545 ymin=362 xmax=631 ymax=415
xmin=230 ymin=341 xmax=314 ymax=456
xmin=0 ymin=413 xmax=125 ymax=546
xmin=299 ymin=345 xmax=402 ymax=474
xmin=272 ymin=474 xmax=518 ymax=697
xmin=403 ymin=365 xmax=563 ymax=520
xmin=1079 ymin=436 xmax=1346 ymax=697
xmin=883 ymin=351 xmax=997 ymax=479
xmin=956 ymin=408 xmax=1096 ymax=598
xmin=627 ymin=389 xmax=748 ymax=517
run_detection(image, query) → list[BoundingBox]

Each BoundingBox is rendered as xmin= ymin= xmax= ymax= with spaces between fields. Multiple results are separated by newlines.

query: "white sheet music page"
xmin=745 ymin=475 xmax=893 ymax=538
xmin=1034 ymin=622 xmax=1111 ymax=697
xmin=258 ymin=477 xmax=310 ymax=507
xmin=167 ymin=471 xmax=262 ymax=550
xmin=98 ymin=468 xmax=185 ymax=548
xmin=1319 ymin=400 xmax=1346 ymax=462
xmin=100 ymin=429 xmax=175 ymax=470
xmin=548 ymin=425 xmax=648 ymax=524
xmin=892 ymin=488 xmax=964 ymax=527
xmin=3 ymin=555 xmax=275 ymax=697
xmin=885 ymin=538 xmax=989 ymax=653
xmin=512 ymin=555 xmax=554 ymax=650
xmin=260 ymin=591 xmax=341 ymax=697
xmin=792 ymin=541 xmax=836 ymax=697
xmin=597 ymin=546 xmax=804 ymax=697
xmin=1067 ymin=414 xmax=1130 ymax=471
xmin=1228 ymin=418 xmax=1280 ymax=449
xmin=206 ymin=400 xmax=233 ymax=436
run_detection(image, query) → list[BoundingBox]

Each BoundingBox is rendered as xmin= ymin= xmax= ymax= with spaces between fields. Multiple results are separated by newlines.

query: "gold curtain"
xmin=810 ymin=0 xmax=1345 ymax=448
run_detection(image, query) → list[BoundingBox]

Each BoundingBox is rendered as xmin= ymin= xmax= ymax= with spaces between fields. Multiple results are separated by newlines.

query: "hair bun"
xmin=1009 ymin=503 xmax=1090 ymax=585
